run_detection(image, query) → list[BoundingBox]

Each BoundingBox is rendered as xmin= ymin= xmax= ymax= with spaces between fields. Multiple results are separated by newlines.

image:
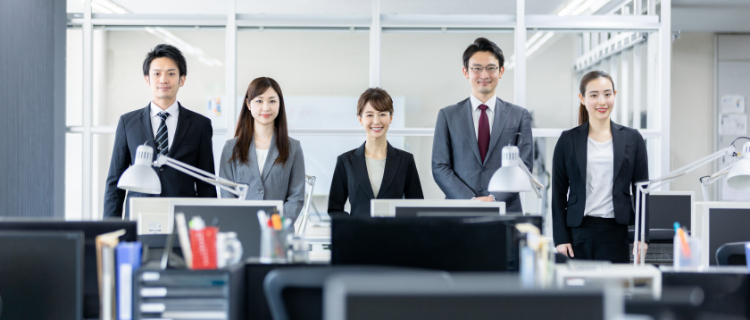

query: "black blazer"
xmin=103 ymin=103 xmax=217 ymax=218
xmin=551 ymin=121 xmax=649 ymax=245
xmin=328 ymin=142 xmax=424 ymax=218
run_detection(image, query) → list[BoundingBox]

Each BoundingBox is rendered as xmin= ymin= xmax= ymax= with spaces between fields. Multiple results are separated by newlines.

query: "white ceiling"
xmin=67 ymin=0 xmax=750 ymax=32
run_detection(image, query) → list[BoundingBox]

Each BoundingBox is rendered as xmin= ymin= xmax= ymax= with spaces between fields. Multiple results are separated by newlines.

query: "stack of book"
xmin=133 ymin=264 xmax=244 ymax=320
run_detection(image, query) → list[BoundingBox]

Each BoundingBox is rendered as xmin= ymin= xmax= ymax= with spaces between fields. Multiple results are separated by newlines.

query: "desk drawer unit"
xmin=134 ymin=265 xmax=244 ymax=320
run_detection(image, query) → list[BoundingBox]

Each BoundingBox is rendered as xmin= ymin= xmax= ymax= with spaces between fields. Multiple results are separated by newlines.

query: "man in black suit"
xmin=103 ymin=44 xmax=217 ymax=219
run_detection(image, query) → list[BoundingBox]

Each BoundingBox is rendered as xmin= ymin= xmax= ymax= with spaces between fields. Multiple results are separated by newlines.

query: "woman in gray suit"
xmin=219 ymin=77 xmax=305 ymax=221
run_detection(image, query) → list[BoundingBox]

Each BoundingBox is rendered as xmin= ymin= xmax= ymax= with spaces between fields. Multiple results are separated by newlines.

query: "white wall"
xmin=669 ymin=33 xmax=714 ymax=197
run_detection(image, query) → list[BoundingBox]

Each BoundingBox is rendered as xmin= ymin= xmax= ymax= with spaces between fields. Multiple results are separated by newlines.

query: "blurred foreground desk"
xmin=660 ymin=266 xmax=750 ymax=318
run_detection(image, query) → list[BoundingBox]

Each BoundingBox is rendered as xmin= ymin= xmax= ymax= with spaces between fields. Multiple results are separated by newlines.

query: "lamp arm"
xmin=156 ymin=155 xmax=248 ymax=198
xmin=518 ymin=162 xmax=543 ymax=198
xmin=646 ymin=146 xmax=736 ymax=191
xmin=698 ymin=161 xmax=741 ymax=201
xmin=632 ymin=145 xmax=736 ymax=266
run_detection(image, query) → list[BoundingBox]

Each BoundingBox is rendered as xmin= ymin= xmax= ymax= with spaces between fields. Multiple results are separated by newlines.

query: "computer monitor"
xmin=331 ymin=216 xmax=542 ymax=272
xmin=370 ymin=199 xmax=505 ymax=217
xmin=647 ymin=191 xmax=693 ymax=231
xmin=128 ymin=197 xmax=184 ymax=235
xmin=693 ymin=201 xmax=750 ymax=266
xmin=168 ymin=199 xmax=284 ymax=260
xmin=0 ymin=230 xmax=84 ymax=320
xmin=0 ymin=220 xmax=136 ymax=319
xmin=324 ymin=273 xmax=620 ymax=320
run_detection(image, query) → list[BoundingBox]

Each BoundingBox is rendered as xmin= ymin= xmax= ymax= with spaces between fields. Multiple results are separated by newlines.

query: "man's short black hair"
xmin=462 ymin=37 xmax=505 ymax=69
xmin=142 ymin=44 xmax=187 ymax=77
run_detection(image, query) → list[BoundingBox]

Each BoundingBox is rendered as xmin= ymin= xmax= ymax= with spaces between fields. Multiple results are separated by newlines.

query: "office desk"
xmin=660 ymin=266 xmax=750 ymax=318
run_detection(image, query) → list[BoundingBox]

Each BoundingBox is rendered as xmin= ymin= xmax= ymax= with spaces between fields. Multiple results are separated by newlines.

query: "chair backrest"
xmin=263 ymin=266 xmax=429 ymax=320
xmin=716 ymin=242 xmax=748 ymax=266
xmin=294 ymin=175 xmax=316 ymax=236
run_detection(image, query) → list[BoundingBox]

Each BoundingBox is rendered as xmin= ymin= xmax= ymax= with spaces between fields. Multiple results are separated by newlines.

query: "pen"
xmin=674 ymin=222 xmax=691 ymax=257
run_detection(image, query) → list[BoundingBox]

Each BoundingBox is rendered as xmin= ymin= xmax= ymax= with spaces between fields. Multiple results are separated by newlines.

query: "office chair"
xmin=263 ymin=266 xmax=431 ymax=320
xmin=716 ymin=242 xmax=748 ymax=266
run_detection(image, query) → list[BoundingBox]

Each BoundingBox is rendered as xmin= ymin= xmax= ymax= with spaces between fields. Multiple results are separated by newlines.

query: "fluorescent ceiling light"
xmin=505 ymin=0 xmax=613 ymax=71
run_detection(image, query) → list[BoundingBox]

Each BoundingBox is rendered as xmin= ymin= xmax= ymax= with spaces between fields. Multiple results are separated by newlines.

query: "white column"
xmin=369 ymin=0 xmax=381 ymax=87
xmin=514 ymin=0 xmax=526 ymax=107
xmin=621 ymin=49 xmax=630 ymax=127
xmin=225 ymin=0 xmax=237 ymax=136
xmin=633 ymin=43 xmax=643 ymax=130
xmin=659 ymin=0 xmax=672 ymax=184
xmin=82 ymin=0 xmax=93 ymax=220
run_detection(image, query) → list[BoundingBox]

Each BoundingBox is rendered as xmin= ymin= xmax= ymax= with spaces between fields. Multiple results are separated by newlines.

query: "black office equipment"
xmin=133 ymin=264 xmax=245 ymax=320
xmin=264 ymin=266 xmax=427 ymax=320
xmin=394 ymin=206 xmax=501 ymax=217
xmin=0 ymin=220 xmax=136 ymax=319
xmin=662 ymin=269 xmax=750 ymax=318
xmin=331 ymin=216 xmax=541 ymax=272
xmin=0 ymin=230 xmax=84 ymax=320
xmin=173 ymin=203 xmax=279 ymax=259
xmin=324 ymin=273 xmax=609 ymax=320
xmin=708 ymin=208 xmax=750 ymax=265
xmin=628 ymin=192 xmax=693 ymax=243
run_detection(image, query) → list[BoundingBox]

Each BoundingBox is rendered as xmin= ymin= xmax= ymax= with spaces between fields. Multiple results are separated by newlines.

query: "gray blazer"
xmin=219 ymin=135 xmax=306 ymax=220
xmin=432 ymin=97 xmax=533 ymax=212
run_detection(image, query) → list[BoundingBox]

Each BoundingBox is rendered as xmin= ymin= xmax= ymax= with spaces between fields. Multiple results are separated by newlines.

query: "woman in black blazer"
xmin=328 ymin=88 xmax=424 ymax=218
xmin=552 ymin=71 xmax=649 ymax=263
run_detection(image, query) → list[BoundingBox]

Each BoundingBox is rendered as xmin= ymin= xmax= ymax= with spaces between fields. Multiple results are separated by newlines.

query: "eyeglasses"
xmin=469 ymin=66 xmax=500 ymax=74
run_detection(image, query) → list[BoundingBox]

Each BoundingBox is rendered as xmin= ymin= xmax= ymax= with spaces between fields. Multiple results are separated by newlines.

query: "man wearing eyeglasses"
xmin=432 ymin=37 xmax=533 ymax=213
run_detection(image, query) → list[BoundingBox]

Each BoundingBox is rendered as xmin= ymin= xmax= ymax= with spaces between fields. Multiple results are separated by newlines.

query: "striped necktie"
xmin=155 ymin=112 xmax=170 ymax=156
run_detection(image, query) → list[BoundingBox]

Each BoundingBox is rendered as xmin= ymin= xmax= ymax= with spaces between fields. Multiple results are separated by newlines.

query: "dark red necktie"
xmin=478 ymin=104 xmax=490 ymax=163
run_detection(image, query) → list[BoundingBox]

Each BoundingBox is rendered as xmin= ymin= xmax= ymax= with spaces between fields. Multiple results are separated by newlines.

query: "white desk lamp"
xmin=632 ymin=139 xmax=750 ymax=266
xmin=488 ymin=146 xmax=544 ymax=214
xmin=117 ymin=144 xmax=249 ymax=199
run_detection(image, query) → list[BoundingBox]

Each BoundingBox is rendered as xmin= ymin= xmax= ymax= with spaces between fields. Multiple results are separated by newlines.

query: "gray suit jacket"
xmin=218 ymin=135 xmax=306 ymax=220
xmin=432 ymin=97 xmax=533 ymax=212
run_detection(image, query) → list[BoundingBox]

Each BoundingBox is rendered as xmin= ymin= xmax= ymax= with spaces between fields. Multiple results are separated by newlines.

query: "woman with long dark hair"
xmin=219 ymin=77 xmax=305 ymax=221
xmin=551 ymin=70 xmax=649 ymax=263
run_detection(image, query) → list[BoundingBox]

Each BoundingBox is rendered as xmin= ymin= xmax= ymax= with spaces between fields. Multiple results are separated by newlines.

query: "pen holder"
xmin=260 ymin=227 xmax=288 ymax=264
xmin=673 ymin=234 xmax=700 ymax=270
xmin=190 ymin=226 xmax=218 ymax=270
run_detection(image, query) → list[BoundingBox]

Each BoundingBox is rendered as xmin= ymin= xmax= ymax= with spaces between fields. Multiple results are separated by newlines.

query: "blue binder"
xmin=116 ymin=242 xmax=142 ymax=320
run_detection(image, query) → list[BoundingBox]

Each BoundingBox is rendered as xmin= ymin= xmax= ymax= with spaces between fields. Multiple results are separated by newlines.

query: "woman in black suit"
xmin=328 ymin=88 xmax=424 ymax=218
xmin=552 ymin=71 xmax=649 ymax=263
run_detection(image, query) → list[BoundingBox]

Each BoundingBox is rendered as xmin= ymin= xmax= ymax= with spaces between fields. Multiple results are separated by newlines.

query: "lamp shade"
xmin=727 ymin=142 xmax=750 ymax=191
xmin=488 ymin=146 xmax=534 ymax=193
xmin=117 ymin=145 xmax=161 ymax=194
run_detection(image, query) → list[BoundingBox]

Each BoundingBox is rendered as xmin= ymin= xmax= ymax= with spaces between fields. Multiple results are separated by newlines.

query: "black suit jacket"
xmin=551 ymin=121 xmax=649 ymax=245
xmin=328 ymin=142 xmax=424 ymax=218
xmin=103 ymin=103 xmax=217 ymax=218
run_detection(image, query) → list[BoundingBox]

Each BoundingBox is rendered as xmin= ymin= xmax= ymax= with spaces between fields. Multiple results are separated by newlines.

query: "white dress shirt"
xmin=583 ymin=138 xmax=615 ymax=218
xmin=150 ymin=101 xmax=179 ymax=150
xmin=256 ymin=147 xmax=269 ymax=173
xmin=365 ymin=156 xmax=387 ymax=197
xmin=469 ymin=94 xmax=497 ymax=139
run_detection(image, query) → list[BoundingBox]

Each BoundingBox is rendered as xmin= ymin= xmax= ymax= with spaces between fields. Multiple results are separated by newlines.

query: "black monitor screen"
xmin=346 ymin=293 xmax=604 ymax=320
xmin=0 ymin=231 xmax=84 ymax=320
xmin=0 ymin=220 xmax=136 ymax=319
xmin=647 ymin=194 xmax=691 ymax=230
xmin=331 ymin=217 xmax=514 ymax=271
xmin=394 ymin=206 xmax=501 ymax=217
xmin=708 ymin=208 xmax=750 ymax=265
xmin=173 ymin=204 xmax=279 ymax=259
